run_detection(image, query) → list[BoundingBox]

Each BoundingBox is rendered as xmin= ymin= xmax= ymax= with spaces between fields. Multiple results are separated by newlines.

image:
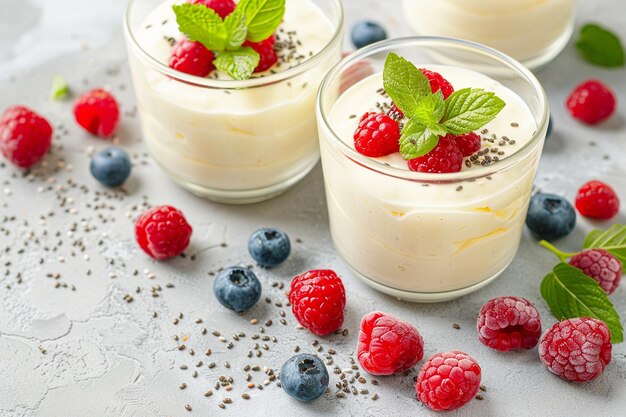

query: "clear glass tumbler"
xmin=402 ymin=0 xmax=576 ymax=70
xmin=124 ymin=0 xmax=344 ymax=204
xmin=317 ymin=38 xmax=549 ymax=302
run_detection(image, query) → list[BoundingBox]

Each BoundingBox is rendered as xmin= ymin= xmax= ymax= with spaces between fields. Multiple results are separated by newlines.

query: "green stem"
xmin=538 ymin=240 xmax=578 ymax=262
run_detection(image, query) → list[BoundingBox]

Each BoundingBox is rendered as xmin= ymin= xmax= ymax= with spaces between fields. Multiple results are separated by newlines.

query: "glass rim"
xmin=123 ymin=0 xmax=345 ymax=90
xmin=316 ymin=36 xmax=550 ymax=183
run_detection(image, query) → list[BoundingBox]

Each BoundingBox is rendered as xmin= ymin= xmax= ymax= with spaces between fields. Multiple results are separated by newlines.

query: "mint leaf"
xmin=583 ymin=224 xmax=626 ymax=264
xmin=383 ymin=53 xmax=431 ymax=118
xmin=50 ymin=74 xmax=70 ymax=101
xmin=411 ymin=91 xmax=445 ymax=126
xmin=441 ymin=88 xmax=506 ymax=135
xmin=239 ymin=0 xmax=286 ymax=43
xmin=541 ymin=262 xmax=623 ymax=344
xmin=173 ymin=3 xmax=227 ymax=51
xmin=576 ymin=23 xmax=625 ymax=68
xmin=214 ymin=47 xmax=260 ymax=80
xmin=224 ymin=7 xmax=247 ymax=50
xmin=399 ymin=119 xmax=439 ymax=160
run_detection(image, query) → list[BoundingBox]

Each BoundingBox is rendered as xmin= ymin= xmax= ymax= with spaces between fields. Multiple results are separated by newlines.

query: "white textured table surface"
xmin=1 ymin=0 xmax=625 ymax=416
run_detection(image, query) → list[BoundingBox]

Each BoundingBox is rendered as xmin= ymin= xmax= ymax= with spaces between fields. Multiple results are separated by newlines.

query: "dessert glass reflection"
xmin=317 ymin=38 xmax=549 ymax=302
xmin=402 ymin=0 xmax=576 ymax=70
xmin=124 ymin=0 xmax=343 ymax=204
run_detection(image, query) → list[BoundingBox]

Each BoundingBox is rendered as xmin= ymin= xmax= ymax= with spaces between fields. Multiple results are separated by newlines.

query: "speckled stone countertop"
xmin=0 ymin=0 xmax=625 ymax=416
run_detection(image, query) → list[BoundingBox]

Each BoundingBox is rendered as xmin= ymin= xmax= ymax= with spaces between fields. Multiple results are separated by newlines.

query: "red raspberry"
xmin=420 ymin=68 xmax=454 ymax=99
xmin=135 ymin=205 xmax=193 ymax=260
xmin=575 ymin=180 xmax=620 ymax=220
xmin=0 ymin=106 xmax=53 ymax=168
xmin=566 ymin=79 xmax=616 ymax=125
xmin=73 ymin=89 xmax=120 ymax=138
xmin=415 ymin=350 xmax=481 ymax=412
xmin=243 ymin=36 xmax=278 ymax=73
xmin=569 ymin=249 xmax=622 ymax=295
xmin=189 ymin=0 xmax=235 ymax=18
xmin=477 ymin=296 xmax=542 ymax=352
xmin=353 ymin=112 xmax=400 ymax=157
xmin=453 ymin=132 xmax=481 ymax=157
xmin=407 ymin=136 xmax=463 ymax=173
xmin=539 ymin=318 xmax=612 ymax=382
xmin=357 ymin=311 xmax=424 ymax=376
xmin=288 ymin=270 xmax=346 ymax=336
xmin=169 ymin=39 xmax=216 ymax=77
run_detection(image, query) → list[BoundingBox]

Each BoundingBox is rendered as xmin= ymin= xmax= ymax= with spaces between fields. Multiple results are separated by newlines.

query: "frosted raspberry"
xmin=477 ymin=296 xmax=542 ymax=351
xmin=569 ymin=249 xmax=622 ymax=295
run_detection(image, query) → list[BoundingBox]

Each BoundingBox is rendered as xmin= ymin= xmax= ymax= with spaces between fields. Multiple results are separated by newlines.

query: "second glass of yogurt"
xmin=317 ymin=38 xmax=549 ymax=302
xmin=402 ymin=0 xmax=576 ymax=70
xmin=124 ymin=0 xmax=343 ymax=204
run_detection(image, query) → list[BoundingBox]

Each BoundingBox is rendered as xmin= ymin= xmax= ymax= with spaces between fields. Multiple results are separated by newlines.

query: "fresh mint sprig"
xmin=50 ymin=74 xmax=70 ymax=101
xmin=383 ymin=53 xmax=506 ymax=160
xmin=583 ymin=224 xmax=626 ymax=263
xmin=172 ymin=0 xmax=285 ymax=80
xmin=576 ymin=23 xmax=625 ymax=68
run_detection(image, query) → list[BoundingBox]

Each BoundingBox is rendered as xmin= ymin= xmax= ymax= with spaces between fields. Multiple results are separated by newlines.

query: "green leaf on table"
xmin=441 ymin=88 xmax=506 ymax=135
xmin=224 ymin=7 xmax=248 ymax=50
xmin=172 ymin=3 xmax=227 ymax=51
xmin=238 ymin=0 xmax=286 ymax=42
xmin=214 ymin=47 xmax=260 ymax=80
xmin=583 ymin=224 xmax=626 ymax=264
xmin=383 ymin=52 xmax=431 ymax=118
xmin=540 ymin=262 xmax=623 ymax=343
xmin=399 ymin=119 xmax=439 ymax=160
xmin=411 ymin=90 xmax=445 ymax=126
xmin=50 ymin=74 xmax=70 ymax=101
xmin=576 ymin=23 xmax=625 ymax=68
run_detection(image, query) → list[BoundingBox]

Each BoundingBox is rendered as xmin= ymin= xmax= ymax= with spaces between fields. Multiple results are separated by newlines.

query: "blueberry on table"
xmin=90 ymin=147 xmax=131 ymax=187
xmin=248 ymin=227 xmax=291 ymax=268
xmin=281 ymin=354 xmax=329 ymax=402
xmin=525 ymin=192 xmax=576 ymax=241
xmin=351 ymin=21 xmax=387 ymax=49
xmin=213 ymin=267 xmax=262 ymax=313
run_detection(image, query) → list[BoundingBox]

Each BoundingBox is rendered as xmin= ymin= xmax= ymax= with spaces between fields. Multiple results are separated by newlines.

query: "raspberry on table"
xmin=353 ymin=112 xmax=400 ymax=157
xmin=73 ymin=88 xmax=120 ymax=138
xmin=566 ymin=79 xmax=616 ymax=125
xmin=569 ymin=249 xmax=622 ymax=294
xmin=189 ymin=0 xmax=236 ymax=18
xmin=477 ymin=296 xmax=542 ymax=352
xmin=575 ymin=180 xmax=620 ymax=220
xmin=288 ymin=270 xmax=346 ymax=336
xmin=407 ymin=136 xmax=463 ymax=173
xmin=452 ymin=132 xmax=481 ymax=157
xmin=243 ymin=35 xmax=278 ymax=73
xmin=357 ymin=311 xmax=424 ymax=376
xmin=539 ymin=318 xmax=612 ymax=382
xmin=0 ymin=106 xmax=53 ymax=168
xmin=415 ymin=350 xmax=481 ymax=412
xmin=420 ymin=68 xmax=454 ymax=99
xmin=169 ymin=39 xmax=216 ymax=77
xmin=135 ymin=205 xmax=193 ymax=260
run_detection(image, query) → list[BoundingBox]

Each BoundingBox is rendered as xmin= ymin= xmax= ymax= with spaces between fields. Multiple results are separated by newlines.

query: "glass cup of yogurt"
xmin=402 ymin=0 xmax=576 ymax=70
xmin=124 ymin=0 xmax=343 ymax=204
xmin=317 ymin=38 xmax=549 ymax=302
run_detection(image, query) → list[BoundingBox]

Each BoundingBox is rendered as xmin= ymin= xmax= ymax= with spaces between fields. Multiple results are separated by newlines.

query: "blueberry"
xmin=526 ymin=192 xmax=576 ymax=241
xmin=247 ymin=227 xmax=291 ymax=268
xmin=90 ymin=147 xmax=131 ymax=187
xmin=351 ymin=21 xmax=387 ymax=49
xmin=281 ymin=354 xmax=329 ymax=402
xmin=213 ymin=267 xmax=262 ymax=313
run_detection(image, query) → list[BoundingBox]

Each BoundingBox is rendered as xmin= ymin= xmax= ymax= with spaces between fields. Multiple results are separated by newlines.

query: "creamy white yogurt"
xmin=402 ymin=0 xmax=575 ymax=67
xmin=320 ymin=67 xmax=544 ymax=295
xmin=126 ymin=0 xmax=340 ymax=202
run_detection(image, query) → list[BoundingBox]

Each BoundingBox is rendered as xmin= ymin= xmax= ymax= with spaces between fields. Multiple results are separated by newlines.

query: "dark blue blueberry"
xmin=247 ymin=227 xmax=291 ymax=268
xmin=90 ymin=147 xmax=131 ymax=187
xmin=526 ymin=192 xmax=576 ymax=241
xmin=213 ymin=267 xmax=262 ymax=313
xmin=546 ymin=115 xmax=553 ymax=139
xmin=351 ymin=21 xmax=387 ymax=49
xmin=281 ymin=354 xmax=329 ymax=402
